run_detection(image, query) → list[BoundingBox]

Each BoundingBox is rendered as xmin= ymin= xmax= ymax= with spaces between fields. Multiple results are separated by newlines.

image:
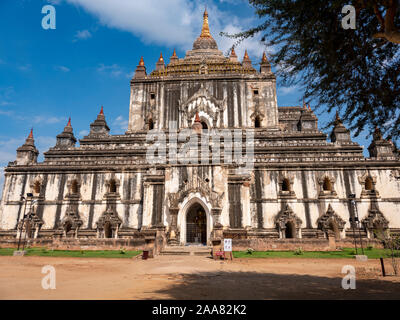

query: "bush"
xmin=120 ymin=248 xmax=126 ymax=255
xmin=366 ymin=245 xmax=373 ymax=250
xmin=246 ymin=248 xmax=254 ymax=255
xmin=294 ymin=248 xmax=304 ymax=255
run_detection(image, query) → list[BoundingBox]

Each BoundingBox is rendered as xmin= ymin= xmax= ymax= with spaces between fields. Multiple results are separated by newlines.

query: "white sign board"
xmin=224 ymin=238 xmax=232 ymax=252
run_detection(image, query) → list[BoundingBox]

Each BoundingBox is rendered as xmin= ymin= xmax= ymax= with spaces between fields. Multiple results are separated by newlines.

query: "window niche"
xmin=106 ymin=177 xmax=120 ymax=197
xmin=358 ymin=173 xmax=380 ymax=198
xmin=278 ymin=175 xmax=296 ymax=199
xmin=317 ymin=175 xmax=337 ymax=198
xmin=30 ymin=178 xmax=44 ymax=198
xmin=67 ymin=178 xmax=81 ymax=198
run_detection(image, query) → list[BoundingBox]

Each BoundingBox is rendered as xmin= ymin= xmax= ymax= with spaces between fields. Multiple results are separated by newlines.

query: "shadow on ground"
xmin=151 ymin=271 xmax=400 ymax=300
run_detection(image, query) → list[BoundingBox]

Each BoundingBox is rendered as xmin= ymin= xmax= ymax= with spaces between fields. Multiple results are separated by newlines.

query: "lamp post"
xmin=348 ymin=194 xmax=358 ymax=255
xmin=15 ymin=193 xmax=33 ymax=254
xmin=16 ymin=195 xmax=27 ymax=251
xmin=349 ymin=193 xmax=365 ymax=256
xmin=22 ymin=197 xmax=37 ymax=252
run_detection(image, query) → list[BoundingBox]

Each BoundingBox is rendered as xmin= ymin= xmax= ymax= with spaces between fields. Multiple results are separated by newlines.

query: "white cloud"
xmin=0 ymin=86 xmax=15 ymax=106
xmin=97 ymin=63 xmax=132 ymax=79
xmin=65 ymin=0 xmax=266 ymax=60
xmin=32 ymin=116 xmax=64 ymax=124
xmin=74 ymin=29 xmax=92 ymax=41
xmin=55 ymin=65 xmax=70 ymax=72
xmin=112 ymin=115 xmax=128 ymax=133
xmin=79 ymin=130 xmax=89 ymax=137
xmin=17 ymin=64 xmax=31 ymax=72
xmin=48 ymin=0 xmax=62 ymax=5
xmin=278 ymin=86 xmax=300 ymax=96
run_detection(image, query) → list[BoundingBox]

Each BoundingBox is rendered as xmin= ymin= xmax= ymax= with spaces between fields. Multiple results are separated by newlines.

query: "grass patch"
xmin=0 ymin=247 xmax=141 ymax=259
xmin=233 ymin=247 xmax=395 ymax=259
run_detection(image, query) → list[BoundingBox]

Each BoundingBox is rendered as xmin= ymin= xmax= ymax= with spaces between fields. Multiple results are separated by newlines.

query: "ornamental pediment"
xmin=179 ymin=84 xmax=226 ymax=115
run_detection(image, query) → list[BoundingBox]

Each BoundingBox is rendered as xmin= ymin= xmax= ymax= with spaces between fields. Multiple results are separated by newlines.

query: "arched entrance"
xmin=186 ymin=203 xmax=207 ymax=245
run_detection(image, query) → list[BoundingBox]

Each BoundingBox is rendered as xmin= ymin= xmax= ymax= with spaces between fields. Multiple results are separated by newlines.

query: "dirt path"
xmin=0 ymin=255 xmax=399 ymax=299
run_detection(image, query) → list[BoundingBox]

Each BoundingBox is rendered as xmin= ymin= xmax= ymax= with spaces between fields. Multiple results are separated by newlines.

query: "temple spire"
xmin=200 ymin=8 xmax=212 ymax=38
xmin=28 ymin=128 xmax=33 ymax=139
xmin=100 ymin=106 xmax=104 ymax=115
xmin=134 ymin=56 xmax=147 ymax=79
xmin=156 ymin=52 xmax=165 ymax=71
xmin=139 ymin=56 xmax=145 ymax=66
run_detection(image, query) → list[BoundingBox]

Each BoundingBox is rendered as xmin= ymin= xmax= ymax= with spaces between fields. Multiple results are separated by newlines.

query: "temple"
xmin=0 ymin=10 xmax=399 ymax=252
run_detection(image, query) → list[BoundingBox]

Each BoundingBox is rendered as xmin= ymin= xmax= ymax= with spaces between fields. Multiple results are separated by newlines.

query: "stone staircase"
xmin=160 ymin=245 xmax=212 ymax=256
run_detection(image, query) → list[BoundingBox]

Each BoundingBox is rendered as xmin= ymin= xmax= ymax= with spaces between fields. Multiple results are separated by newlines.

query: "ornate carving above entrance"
xmin=179 ymin=84 xmax=226 ymax=128
xmin=59 ymin=209 xmax=83 ymax=238
xmin=275 ymin=204 xmax=303 ymax=238
xmin=96 ymin=210 xmax=122 ymax=238
xmin=316 ymin=204 xmax=345 ymax=236
xmin=168 ymin=176 xmax=223 ymax=210
xmin=362 ymin=202 xmax=389 ymax=237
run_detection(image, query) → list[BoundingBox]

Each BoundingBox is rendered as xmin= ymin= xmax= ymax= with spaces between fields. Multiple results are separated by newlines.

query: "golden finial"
xmin=200 ymin=8 xmax=211 ymax=38
xmin=244 ymin=50 xmax=249 ymax=60
xmin=262 ymin=52 xmax=268 ymax=63
xmin=172 ymin=49 xmax=177 ymax=57
xmin=139 ymin=56 xmax=145 ymax=66
xmin=159 ymin=52 xmax=164 ymax=62
xmin=230 ymin=47 xmax=237 ymax=57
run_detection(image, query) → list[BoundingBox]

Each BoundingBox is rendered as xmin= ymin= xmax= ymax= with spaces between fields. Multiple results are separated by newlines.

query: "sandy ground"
xmin=0 ymin=255 xmax=399 ymax=300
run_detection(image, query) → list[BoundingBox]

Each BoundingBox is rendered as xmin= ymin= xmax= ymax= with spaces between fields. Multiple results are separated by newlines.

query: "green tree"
xmin=225 ymin=0 xmax=400 ymax=139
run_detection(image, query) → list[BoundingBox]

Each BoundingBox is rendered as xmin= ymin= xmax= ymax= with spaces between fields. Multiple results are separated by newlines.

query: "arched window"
xmin=282 ymin=179 xmax=291 ymax=192
xmin=365 ymin=177 xmax=374 ymax=191
xmin=109 ymin=180 xmax=117 ymax=193
xmin=33 ymin=181 xmax=41 ymax=194
xmin=255 ymin=116 xmax=261 ymax=128
xmin=201 ymin=121 xmax=208 ymax=130
xmin=71 ymin=180 xmax=78 ymax=194
xmin=323 ymin=177 xmax=332 ymax=191
xmin=285 ymin=221 xmax=296 ymax=238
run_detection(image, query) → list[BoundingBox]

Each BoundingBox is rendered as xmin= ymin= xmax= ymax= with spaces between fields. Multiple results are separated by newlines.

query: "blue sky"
xmin=0 ymin=0 xmax=376 ymax=193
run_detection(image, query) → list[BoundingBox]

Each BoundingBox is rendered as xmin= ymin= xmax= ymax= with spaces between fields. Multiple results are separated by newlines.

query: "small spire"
xmin=172 ymin=49 xmax=177 ymax=57
xmin=335 ymin=111 xmax=341 ymax=122
xmin=262 ymin=52 xmax=268 ymax=63
xmin=195 ymin=112 xmax=201 ymax=123
xmin=244 ymin=50 xmax=250 ymax=60
xmin=200 ymin=7 xmax=211 ymax=38
xmin=139 ymin=56 xmax=145 ymax=66
xmin=159 ymin=52 xmax=164 ymax=62
xmin=230 ymin=47 xmax=237 ymax=57
xmin=67 ymin=117 xmax=71 ymax=127
xmin=100 ymin=106 xmax=104 ymax=115
xmin=28 ymin=128 xmax=33 ymax=139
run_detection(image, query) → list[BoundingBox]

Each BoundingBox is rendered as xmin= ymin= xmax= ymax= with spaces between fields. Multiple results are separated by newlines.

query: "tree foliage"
xmin=225 ymin=0 xmax=400 ymax=139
